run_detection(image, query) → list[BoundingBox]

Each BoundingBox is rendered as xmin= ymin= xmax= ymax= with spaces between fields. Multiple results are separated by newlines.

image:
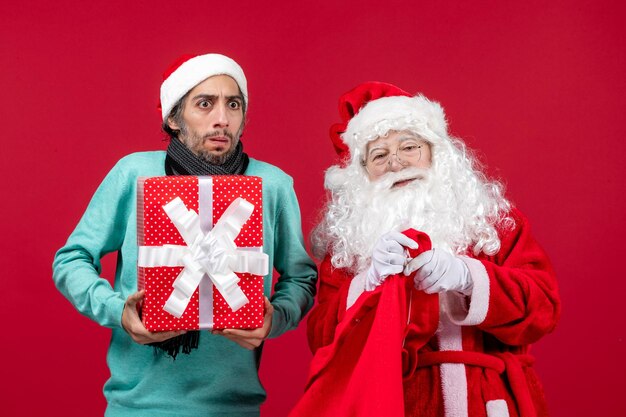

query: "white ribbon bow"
xmin=138 ymin=196 xmax=269 ymax=318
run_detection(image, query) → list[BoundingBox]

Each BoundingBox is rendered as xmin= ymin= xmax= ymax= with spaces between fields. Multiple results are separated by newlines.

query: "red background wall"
xmin=2 ymin=1 xmax=624 ymax=416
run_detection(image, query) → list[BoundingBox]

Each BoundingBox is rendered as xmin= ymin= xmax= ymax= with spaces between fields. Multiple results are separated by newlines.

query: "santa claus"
xmin=290 ymin=82 xmax=560 ymax=417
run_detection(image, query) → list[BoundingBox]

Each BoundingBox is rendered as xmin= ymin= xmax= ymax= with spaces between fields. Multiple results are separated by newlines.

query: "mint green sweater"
xmin=53 ymin=152 xmax=317 ymax=417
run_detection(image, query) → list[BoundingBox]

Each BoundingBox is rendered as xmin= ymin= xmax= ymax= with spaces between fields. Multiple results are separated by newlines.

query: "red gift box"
xmin=137 ymin=175 xmax=266 ymax=331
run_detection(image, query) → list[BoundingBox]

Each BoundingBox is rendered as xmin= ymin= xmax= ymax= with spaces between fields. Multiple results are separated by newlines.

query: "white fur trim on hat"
xmin=342 ymin=95 xmax=448 ymax=161
xmin=160 ymin=53 xmax=248 ymax=120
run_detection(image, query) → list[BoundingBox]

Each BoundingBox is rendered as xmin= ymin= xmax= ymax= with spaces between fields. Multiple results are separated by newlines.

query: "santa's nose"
xmin=388 ymin=155 xmax=405 ymax=171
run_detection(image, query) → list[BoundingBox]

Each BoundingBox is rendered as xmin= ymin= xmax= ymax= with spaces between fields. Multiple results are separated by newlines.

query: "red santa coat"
xmin=290 ymin=209 xmax=560 ymax=417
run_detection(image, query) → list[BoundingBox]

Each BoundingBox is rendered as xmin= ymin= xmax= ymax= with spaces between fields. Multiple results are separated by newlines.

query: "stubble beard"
xmin=179 ymin=125 xmax=242 ymax=165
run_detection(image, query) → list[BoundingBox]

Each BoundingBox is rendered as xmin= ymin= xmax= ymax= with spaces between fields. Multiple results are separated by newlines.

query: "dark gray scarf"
xmin=165 ymin=136 xmax=249 ymax=176
xmin=152 ymin=137 xmax=248 ymax=359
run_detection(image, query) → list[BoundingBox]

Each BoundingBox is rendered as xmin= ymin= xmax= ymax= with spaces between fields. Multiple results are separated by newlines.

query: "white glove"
xmin=403 ymin=249 xmax=473 ymax=295
xmin=365 ymin=231 xmax=419 ymax=291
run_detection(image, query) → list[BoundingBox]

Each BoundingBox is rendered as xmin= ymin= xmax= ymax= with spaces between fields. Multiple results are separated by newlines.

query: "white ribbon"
xmin=138 ymin=196 xmax=268 ymax=318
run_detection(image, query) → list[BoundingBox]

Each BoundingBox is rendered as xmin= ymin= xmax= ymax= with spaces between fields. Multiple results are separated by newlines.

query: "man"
xmin=290 ymin=82 xmax=560 ymax=417
xmin=53 ymin=53 xmax=317 ymax=417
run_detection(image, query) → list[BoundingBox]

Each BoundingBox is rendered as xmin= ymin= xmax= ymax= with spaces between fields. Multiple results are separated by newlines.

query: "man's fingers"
xmin=122 ymin=291 xmax=145 ymax=337
xmin=388 ymin=231 xmax=419 ymax=250
xmin=387 ymin=252 xmax=407 ymax=266
xmin=216 ymin=331 xmax=259 ymax=350
xmin=224 ymin=335 xmax=256 ymax=350
xmin=122 ymin=290 xmax=190 ymax=345
xmin=263 ymin=297 xmax=274 ymax=316
xmin=404 ymin=251 xmax=432 ymax=275
xmin=148 ymin=330 xmax=187 ymax=343
xmin=125 ymin=290 xmax=145 ymax=307
xmin=375 ymin=246 xmax=406 ymax=266
xmin=134 ymin=329 xmax=186 ymax=344
xmin=222 ymin=328 xmax=264 ymax=339
xmin=418 ymin=276 xmax=440 ymax=294
xmin=211 ymin=297 xmax=273 ymax=350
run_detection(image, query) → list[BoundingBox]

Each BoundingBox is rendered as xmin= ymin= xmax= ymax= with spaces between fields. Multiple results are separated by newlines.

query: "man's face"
xmin=364 ymin=130 xmax=432 ymax=184
xmin=168 ymin=74 xmax=245 ymax=163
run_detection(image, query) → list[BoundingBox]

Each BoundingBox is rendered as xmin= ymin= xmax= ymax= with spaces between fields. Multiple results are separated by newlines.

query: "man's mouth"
xmin=392 ymin=177 xmax=418 ymax=188
xmin=207 ymin=136 xmax=229 ymax=143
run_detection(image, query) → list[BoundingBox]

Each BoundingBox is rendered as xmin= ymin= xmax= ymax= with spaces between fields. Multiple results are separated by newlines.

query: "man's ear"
xmin=167 ymin=117 xmax=180 ymax=131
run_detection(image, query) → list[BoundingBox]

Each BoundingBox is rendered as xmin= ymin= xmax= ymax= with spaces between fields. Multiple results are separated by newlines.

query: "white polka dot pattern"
xmin=137 ymin=175 xmax=265 ymax=331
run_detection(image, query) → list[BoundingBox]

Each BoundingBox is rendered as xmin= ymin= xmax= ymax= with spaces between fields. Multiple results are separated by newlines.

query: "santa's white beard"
xmin=312 ymin=164 xmax=508 ymax=273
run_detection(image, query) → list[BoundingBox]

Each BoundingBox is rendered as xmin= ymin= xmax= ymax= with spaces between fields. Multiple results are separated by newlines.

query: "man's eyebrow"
xmin=191 ymin=94 xmax=218 ymax=101
xmin=190 ymin=94 xmax=243 ymax=102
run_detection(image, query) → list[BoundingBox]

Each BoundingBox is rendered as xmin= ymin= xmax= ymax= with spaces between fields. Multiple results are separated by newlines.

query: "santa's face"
xmin=168 ymin=75 xmax=244 ymax=164
xmin=363 ymin=130 xmax=432 ymax=184
xmin=313 ymin=98 xmax=508 ymax=269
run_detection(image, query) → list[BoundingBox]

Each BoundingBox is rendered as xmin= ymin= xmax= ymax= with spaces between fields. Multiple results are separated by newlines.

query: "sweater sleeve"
xmin=306 ymin=255 xmax=353 ymax=354
xmin=52 ymin=160 xmax=133 ymax=328
xmin=267 ymin=180 xmax=318 ymax=338
xmin=442 ymin=209 xmax=561 ymax=346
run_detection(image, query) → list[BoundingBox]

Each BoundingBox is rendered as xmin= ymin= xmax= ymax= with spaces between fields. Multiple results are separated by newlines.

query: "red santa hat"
xmin=330 ymin=82 xmax=449 ymax=164
xmin=159 ymin=53 xmax=248 ymax=120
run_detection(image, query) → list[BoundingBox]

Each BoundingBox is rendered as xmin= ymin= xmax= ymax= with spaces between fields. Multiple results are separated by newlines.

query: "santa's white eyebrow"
xmin=396 ymin=135 xmax=421 ymax=143
xmin=368 ymin=145 xmax=385 ymax=154
xmin=367 ymin=136 xmax=421 ymax=155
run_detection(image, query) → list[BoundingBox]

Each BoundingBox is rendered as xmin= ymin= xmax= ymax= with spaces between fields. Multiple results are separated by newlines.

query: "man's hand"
xmin=404 ymin=249 xmax=473 ymax=295
xmin=366 ymin=231 xmax=419 ymax=291
xmin=212 ymin=297 xmax=274 ymax=350
xmin=121 ymin=290 xmax=187 ymax=344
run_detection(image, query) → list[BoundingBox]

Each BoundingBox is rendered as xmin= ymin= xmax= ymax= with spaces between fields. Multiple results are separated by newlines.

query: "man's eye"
xmin=199 ymin=100 xmax=211 ymax=108
xmin=372 ymin=153 xmax=386 ymax=161
xmin=402 ymin=143 xmax=422 ymax=152
xmin=228 ymin=101 xmax=241 ymax=109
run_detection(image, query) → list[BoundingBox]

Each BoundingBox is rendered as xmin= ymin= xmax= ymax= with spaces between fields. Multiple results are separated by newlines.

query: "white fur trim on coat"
xmin=486 ymin=399 xmax=510 ymax=417
xmin=437 ymin=312 xmax=469 ymax=417
xmin=442 ymin=257 xmax=490 ymax=326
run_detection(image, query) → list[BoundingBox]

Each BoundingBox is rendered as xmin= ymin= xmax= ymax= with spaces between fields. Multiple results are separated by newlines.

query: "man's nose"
xmin=213 ymin=104 xmax=230 ymax=128
xmin=388 ymin=153 xmax=404 ymax=171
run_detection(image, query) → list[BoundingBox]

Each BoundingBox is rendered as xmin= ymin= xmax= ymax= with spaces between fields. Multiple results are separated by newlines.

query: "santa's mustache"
xmin=373 ymin=167 xmax=430 ymax=191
